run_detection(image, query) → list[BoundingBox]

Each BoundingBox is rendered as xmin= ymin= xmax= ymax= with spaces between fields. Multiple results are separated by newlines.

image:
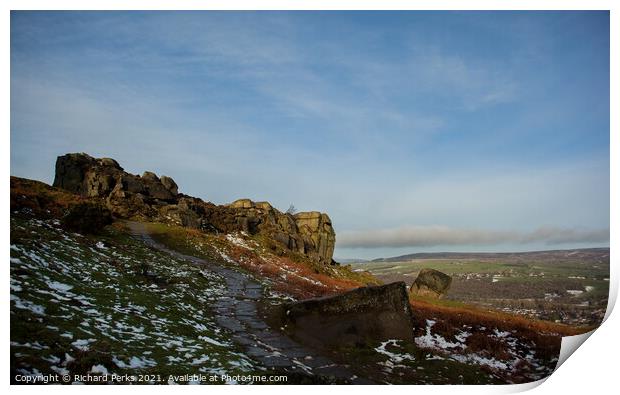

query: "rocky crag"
xmin=53 ymin=153 xmax=336 ymax=264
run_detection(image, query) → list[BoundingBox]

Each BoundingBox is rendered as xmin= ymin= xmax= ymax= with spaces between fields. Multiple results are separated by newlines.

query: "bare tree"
xmin=286 ymin=204 xmax=297 ymax=215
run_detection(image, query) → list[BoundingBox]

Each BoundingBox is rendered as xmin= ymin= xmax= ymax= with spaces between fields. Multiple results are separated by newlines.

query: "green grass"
xmin=142 ymin=221 xmax=380 ymax=287
xmin=10 ymin=216 xmax=264 ymax=384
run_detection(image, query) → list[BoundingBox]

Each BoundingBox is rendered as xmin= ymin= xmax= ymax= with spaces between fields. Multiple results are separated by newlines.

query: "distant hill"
xmin=336 ymin=258 xmax=370 ymax=263
xmin=371 ymin=248 xmax=610 ymax=263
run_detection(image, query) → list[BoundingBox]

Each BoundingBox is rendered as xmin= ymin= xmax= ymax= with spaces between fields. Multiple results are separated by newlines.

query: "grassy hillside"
xmin=10 ymin=215 xmax=269 ymax=383
xmin=10 ymin=176 xmax=592 ymax=384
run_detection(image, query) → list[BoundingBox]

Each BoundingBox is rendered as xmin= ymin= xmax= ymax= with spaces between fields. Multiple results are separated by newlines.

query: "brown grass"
xmin=222 ymin=239 xmax=367 ymax=299
xmin=409 ymin=296 xmax=591 ymax=337
xmin=10 ymin=176 xmax=88 ymax=217
xmin=142 ymin=221 xmax=377 ymax=300
xmin=409 ymin=295 xmax=594 ymax=364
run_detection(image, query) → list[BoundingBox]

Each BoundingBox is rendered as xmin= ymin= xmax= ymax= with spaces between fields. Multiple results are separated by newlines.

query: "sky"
xmin=10 ymin=11 xmax=610 ymax=259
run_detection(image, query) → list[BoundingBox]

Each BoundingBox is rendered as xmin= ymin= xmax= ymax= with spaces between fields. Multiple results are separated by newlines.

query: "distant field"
xmin=350 ymin=251 xmax=609 ymax=327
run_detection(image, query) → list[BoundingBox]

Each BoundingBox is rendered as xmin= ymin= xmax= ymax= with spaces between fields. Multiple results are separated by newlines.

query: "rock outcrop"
xmin=52 ymin=153 xmax=337 ymax=264
xmin=278 ymin=282 xmax=415 ymax=349
xmin=409 ymin=268 xmax=452 ymax=298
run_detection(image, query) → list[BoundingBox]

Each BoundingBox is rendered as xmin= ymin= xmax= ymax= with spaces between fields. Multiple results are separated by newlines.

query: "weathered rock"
xmin=229 ymin=198 xmax=254 ymax=209
xmin=53 ymin=153 xmax=98 ymax=194
xmin=52 ymin=153 xmax=337 ymax=264
xmin=143 ymin=180 xmax=176 ymax=202
xmin=141 ymin=171 xmax=159 ymax=182
xmin=160 ymin=176 xmax=178 ymax=195
xmin=222 ymin=199 xmax=336 ymax=263
xmin=279 ymin=282 xmax=415 ymax=349
xmin=54 ymin=153 xmax=178 ymax=210
xmin=98 ymin=158 xmax=122 ymax=169
xmin=409 ymin=268 xmax=452 ymax=298
xmin=294 ymin=211 xmax=336 ymax=264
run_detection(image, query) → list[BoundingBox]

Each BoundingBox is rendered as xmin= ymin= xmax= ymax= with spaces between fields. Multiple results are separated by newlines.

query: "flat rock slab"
xmin=280 ymin=282 xmax=415 ymax=349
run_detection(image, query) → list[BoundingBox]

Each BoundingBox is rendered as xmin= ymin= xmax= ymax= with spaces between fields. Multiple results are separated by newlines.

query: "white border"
xmin=3 ymin=1 xmax=617 ymax=394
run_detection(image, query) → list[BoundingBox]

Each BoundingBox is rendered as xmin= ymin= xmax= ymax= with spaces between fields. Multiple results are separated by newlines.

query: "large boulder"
xmin=53 ymin=153 xmax=123 ymax=196
xmin=409 ymin=268 xmax=452 ymax=298
xmin=53 ymin=153 xmax=179 ymax=214
xmin=279 ymin=282 xmax=415 ymax=349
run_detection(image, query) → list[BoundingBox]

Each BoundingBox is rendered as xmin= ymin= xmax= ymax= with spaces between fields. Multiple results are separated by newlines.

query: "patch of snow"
xmin=191 ymin=355 xmax=210 ymax=365
xmin=47 ymin=280 xmax=73 ymax=292
xmin=10 ymin=294 xmax=45 ymax=315
xmin=42 ymin=355 xmax=61 ymax=364
xmin=198 ymin=336 xmax=229 ymax=347
xmin=375 ymin=339 xmax=416 ymax=363
xmin=454 ymin=331 xmax=471 ymax=343
xmin=415 ymin=320 xmax=465 ymax=350
xmin=50 ymin=366 xmax=70 ymax=376
xmin=450 ymin=353 xmax=510 ymax=371
xmin=63 ymin=353 xmax=75 ymax=366
xmin=113 ymin=355 xmax=157 ymax=369
xmin=225 ymin=234 xmax=253 ymax=250
xmin=90 ymin=364 xmax=109 ymax=375
xmin=493 ymin=329 xmax=511 ymax=338
xmin=72 ymin=338 xmax=94 ymax=351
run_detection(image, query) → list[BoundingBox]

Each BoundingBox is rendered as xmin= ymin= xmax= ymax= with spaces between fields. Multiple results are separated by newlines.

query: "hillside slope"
xmin=10 ymin=176 xmax=586 ymax=384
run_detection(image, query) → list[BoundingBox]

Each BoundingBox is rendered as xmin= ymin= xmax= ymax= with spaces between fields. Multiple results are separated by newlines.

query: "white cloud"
xmin=338 ymin=225 xmax=609 ymax=248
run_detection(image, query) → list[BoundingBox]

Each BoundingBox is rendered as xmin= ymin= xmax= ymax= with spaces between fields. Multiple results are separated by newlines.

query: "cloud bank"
xmin=337 ymin=226 xmax=610 ymax=248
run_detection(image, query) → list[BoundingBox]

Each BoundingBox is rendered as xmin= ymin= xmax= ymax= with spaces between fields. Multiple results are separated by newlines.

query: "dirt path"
xmin=125 ymin=221 xmax=371 ymax=384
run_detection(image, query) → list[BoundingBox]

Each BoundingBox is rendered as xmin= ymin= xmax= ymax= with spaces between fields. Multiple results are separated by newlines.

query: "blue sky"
xmin=10 ymin=11 xmax=610 ymax=259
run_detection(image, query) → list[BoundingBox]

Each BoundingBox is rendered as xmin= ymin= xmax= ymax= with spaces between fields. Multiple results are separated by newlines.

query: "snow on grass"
xmin=113 ymin=355 xmax=157 ymax=369
xmin=198 ymin=335 xmax=230 ymax=347
xmin=10 ymin=216 xmax=260 ymax=382
xmin=225 ymin=233 xmax=254 ymax=250
xmin=375 ymin=339 xmax=416 ymax=364
xmin=415 ymin=320 xmax=465 ymax=350
xmin=493 ymin=329 xmax=511 ymax=338
xmin=10 ymin=294 xmax=45 ymax=315
xmin=71 ymin=339 xmax=95 ymax=351
xmin=413 ymin=317 xmax=556 ymax=381
xmin=450 ymin=353 xmax=509 ymax=371
xmin=47 ymin=280 xmax=73 ymax=292
xmin=90 ymin=364 xmax=109 ymax=375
